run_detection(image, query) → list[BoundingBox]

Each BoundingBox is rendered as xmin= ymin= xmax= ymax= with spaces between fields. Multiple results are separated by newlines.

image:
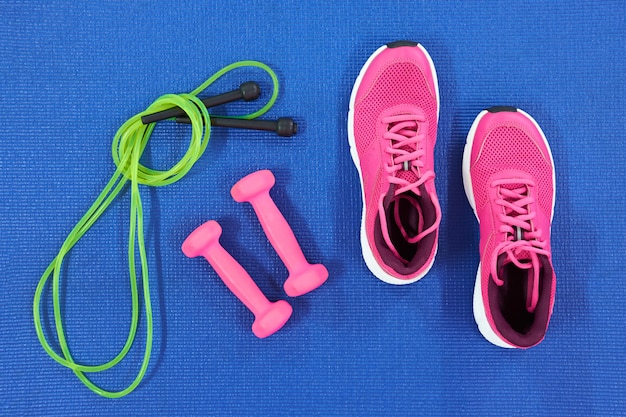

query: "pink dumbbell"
xmin=231 ymin=170 xmax=328 ymax=297
xmin=182 ymin=220 xmax=292 ymax=338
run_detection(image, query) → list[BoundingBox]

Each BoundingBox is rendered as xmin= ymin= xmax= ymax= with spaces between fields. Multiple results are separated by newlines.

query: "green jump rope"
xmin=33 ymin=61 xmax=280 ymax=398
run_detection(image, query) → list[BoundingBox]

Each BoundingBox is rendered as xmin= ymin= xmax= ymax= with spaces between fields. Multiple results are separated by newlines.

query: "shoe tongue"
xmin=396 ymin=167 xmax=418 ymax=183
xmin=499 ymin=182 xmax=527 ymax=199
xmin=500 ymin=182 xmax=525 ymax=190
xmin=390 ymin=117 xmax=420 ymax=183
xmin=497 ymin=251 xmax=535 ymax=268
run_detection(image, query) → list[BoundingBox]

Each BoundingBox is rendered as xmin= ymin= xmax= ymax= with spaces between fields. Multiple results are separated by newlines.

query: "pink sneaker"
xmin=463 ymin=107 xmax=556 ymax=348
xmin=348 ymin=41 xmax=441 ymax=285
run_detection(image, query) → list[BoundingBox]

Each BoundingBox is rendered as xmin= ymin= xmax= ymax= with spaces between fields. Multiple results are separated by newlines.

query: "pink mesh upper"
xmin=354 ymin=63 xmax=437 ymax=158
xmin=351 ymin=44 xmax=439 ymax=280
xmin=467 ymin=109 xmax=556 ymax=347
xmin=471 ymin=123 xmax=554 ymax=217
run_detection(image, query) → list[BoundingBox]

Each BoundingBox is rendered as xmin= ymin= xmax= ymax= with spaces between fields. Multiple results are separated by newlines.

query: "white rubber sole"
xmin=347 ymin=43 xmax=440 ymax=285
xmin=462 ymin=108 xmax=556 ymax=348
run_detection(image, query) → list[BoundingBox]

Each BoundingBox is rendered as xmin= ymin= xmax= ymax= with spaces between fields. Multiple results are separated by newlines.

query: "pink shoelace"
xmin=490 ymin=178 xmax=549 ymax=312
xmin=378 ymin=114 xmax=438 ymax=262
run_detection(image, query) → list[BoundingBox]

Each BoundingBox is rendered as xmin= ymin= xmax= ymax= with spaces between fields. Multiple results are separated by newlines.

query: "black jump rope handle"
xmin=140 ymin=81 xmax=297 ymax=137
xmin=176 ymin=116 xmax=297 ymax=137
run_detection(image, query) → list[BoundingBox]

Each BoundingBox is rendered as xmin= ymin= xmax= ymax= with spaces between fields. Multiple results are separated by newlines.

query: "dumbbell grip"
xmin=250 ymin=193 xmax=309 ymax=273
xmin=202 ymin=244 xmax=272 ymax=316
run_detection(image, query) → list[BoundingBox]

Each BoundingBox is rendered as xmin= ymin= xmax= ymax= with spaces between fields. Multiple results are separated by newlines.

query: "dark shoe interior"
xmin=498 ymin=262 xmax=538 ymax=334
xmin=386 ymin=189 xmax=436 ymax=263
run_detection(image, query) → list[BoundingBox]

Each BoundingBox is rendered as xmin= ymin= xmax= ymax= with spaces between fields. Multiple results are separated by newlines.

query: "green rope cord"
xmin=33 ymin=60 xmax=279 ymax=398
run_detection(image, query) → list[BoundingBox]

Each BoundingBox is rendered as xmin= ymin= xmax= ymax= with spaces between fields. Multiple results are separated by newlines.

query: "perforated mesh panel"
xmin=397 ymin=169 xmax=418 ymax=183
xmin=354 ymin=62 xmax=437 ymax=156
xmin=470 ymin=125 xmax=554 ymax=215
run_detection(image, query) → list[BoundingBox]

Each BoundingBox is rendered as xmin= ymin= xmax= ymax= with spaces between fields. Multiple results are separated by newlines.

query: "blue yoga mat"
xmin=0 ymin=1 xmax=624 ymax=415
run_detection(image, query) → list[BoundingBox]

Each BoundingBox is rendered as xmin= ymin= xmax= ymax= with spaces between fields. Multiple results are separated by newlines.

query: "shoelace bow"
xmin=379 ymin=114 xmax=437 ymax=261
xmin=490 ymin=178 xmax=549 ymax=312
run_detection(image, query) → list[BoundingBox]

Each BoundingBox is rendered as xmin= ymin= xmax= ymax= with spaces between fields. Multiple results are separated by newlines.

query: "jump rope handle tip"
xmin=140 ymin=81 xmax=261 ymax=125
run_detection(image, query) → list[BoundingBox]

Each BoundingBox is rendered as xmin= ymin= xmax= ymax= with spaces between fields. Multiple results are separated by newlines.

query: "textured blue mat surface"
xmin=1 ymin=1 xmax=624 ymax=416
